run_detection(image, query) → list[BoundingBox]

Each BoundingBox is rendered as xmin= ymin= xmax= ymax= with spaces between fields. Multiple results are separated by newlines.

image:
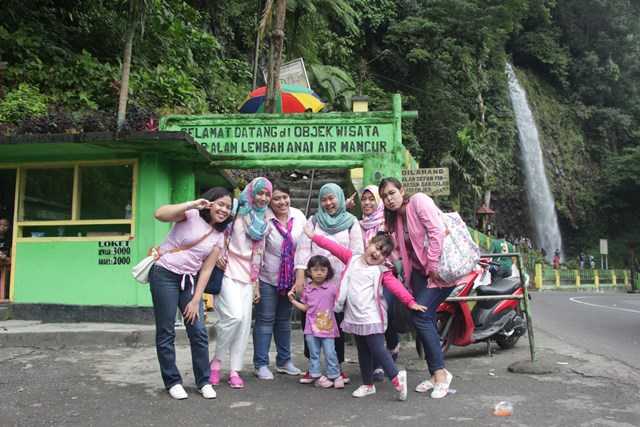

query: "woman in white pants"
xmin=210 ymin=177 xmax=272 ymax=389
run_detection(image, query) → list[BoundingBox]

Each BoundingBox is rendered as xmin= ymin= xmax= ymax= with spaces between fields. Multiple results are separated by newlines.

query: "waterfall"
xmin=506 ymin=63 xmax=563 ymax=261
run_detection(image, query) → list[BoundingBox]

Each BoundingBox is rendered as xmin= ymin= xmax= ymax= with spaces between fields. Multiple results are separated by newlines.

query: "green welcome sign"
xmin=160 ymin=94 xmax=417 ymax=185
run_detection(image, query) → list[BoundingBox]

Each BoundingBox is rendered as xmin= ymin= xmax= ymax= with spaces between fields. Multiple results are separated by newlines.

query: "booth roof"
xmin=0 ymin=131 xmax=236 ymax=184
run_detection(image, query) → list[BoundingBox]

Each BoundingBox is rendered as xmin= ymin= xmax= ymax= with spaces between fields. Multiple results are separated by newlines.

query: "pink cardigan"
xmin=311 ymin=234 xmax=416 ymax=309
xmin=394 ymin=193 xmax=449 ymax=288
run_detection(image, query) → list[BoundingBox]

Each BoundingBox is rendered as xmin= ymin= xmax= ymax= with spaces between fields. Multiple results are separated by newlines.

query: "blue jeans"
xmin=356 ymin=334 xmax=399 ymax=385
xmin=305 ymin=335 xmax=340 ymax=379
xmin=383 ymin=287 xmax=400 ymax=351
xmin=410 ymin=271 xmax=454 ymax=375
xmin=149 ymin=264 xmax=210 ymax=389
xmin=252 ymin=281 xmax=293 ymax=368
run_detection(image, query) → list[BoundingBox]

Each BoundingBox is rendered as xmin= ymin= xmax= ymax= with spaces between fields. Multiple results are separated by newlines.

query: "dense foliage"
xmin=1 ymin=0 xmax=639 ymax=263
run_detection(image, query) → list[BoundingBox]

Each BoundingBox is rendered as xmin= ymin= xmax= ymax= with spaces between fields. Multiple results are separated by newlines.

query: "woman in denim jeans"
xmin=379 ymin=177 xmax=456 ymax=399
xmin=252 ymin=180 xmax=304 ymax=379
xmin=149 ymin=187 xmax=233 ymax=400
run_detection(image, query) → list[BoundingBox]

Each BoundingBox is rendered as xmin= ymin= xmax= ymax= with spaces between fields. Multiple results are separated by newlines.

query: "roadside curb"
xmin=0 ymin=321 xmax=217 ymax=348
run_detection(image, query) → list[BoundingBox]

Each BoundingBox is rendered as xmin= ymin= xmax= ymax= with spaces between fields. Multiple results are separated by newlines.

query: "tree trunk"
xmin=483 ymin=190 xmax=492 ymax=208
xmin=264 ymin=0 xmax=286 ymax=113
xmin=117 ymin=27 xmax=135 ymax=131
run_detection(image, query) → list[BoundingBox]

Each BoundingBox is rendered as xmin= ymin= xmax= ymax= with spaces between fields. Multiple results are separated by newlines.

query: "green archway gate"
xmin=160 ymin=94 xmax=417 ymax=187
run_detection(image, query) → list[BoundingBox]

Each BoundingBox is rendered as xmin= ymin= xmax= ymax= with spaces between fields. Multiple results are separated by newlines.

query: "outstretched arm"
xmin=303 ymin=224 xmax=352 ymax=265
xmin=381 ymin=271 xmax=426 ymax=312
xmin=154 ymin=199 xmax=210 ymax=223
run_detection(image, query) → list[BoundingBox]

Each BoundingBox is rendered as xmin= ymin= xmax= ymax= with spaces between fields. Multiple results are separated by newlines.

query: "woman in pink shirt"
xmin=149 ymin=187 xmax=233 ymax=400
xmin=379 ymin=177 xmax=455 ymax=399
xmin=210 ymin=177 xmax=271 ymax=389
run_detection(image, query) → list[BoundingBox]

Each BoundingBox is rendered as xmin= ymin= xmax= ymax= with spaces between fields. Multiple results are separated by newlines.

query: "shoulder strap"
xmin=167 ymin=228 xmax=215 ymax=254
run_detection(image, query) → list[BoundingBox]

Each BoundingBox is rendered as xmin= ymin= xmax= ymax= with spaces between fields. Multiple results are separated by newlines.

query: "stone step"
xmin=0 ymin=304 xmax=10 ymax=321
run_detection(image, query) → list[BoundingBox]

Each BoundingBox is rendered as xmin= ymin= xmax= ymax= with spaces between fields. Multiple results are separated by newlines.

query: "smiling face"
xmin=380 ymin=182 xmax=405 ymax=212
xmin=320 ymin=193 xmax=339 ymax=215
xmin=254 ymin=188 xmax=271 ymax=208
xmin=361 ymin=190 xmax=378 ymax=216
xmin=270 ymin=189 xmax=290 ymax=216
xmin=209 ymin=195 xmax=232 ymax=224
xmin=364 ymin=242 xmax=385 ymax=265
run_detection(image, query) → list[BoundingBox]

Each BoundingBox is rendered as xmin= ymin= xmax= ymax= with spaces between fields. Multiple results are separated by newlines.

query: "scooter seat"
xmin=476 ymin=277 xmax=521 ymax=296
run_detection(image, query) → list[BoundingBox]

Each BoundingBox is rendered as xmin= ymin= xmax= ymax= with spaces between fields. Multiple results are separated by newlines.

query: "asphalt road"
xmin=531 ymin=291 xmax=640 ymax=369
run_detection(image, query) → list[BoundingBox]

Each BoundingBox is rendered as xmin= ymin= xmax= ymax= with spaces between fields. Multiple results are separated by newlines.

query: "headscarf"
xmin=314 ymin=183 xmax=356 ymax=235
xmin=359 ymin=185 xmax=385 ymax=244
xmin=237 ymin=177 xmax=272 ymax=241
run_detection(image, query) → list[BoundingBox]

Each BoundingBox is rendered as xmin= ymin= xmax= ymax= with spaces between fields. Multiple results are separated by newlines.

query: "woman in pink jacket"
xmin=379 ymin=177 xmax=455 ymax=399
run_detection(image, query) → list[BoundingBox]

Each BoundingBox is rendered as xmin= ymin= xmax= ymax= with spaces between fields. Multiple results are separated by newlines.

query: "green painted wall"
xmin=10 ymin=152 xmax=198 ymax=307
xmin=13 ymin=240 xmax=137 ymax=305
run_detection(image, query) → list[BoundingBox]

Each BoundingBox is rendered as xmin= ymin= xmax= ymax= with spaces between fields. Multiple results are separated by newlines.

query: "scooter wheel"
xmin=495 ymin=333 xmax=520 ymax=350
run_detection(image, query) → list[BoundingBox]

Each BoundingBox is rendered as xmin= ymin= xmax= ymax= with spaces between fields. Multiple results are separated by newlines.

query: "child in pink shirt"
xmin=289 ymin=255 xmax=342 ymax=388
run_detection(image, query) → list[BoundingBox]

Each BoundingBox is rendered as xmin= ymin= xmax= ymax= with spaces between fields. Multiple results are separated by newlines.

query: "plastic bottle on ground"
xmin=493 ymin=401 xmax=513 ymax=416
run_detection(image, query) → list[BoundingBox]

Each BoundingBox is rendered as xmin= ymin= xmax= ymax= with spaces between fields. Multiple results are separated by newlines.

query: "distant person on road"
xmin=293 ymin=183 xmax=364 ymax=386
xmin=252 ymin=180 xmax=304 ymax=380
xmin=210 ymin=177 xmax=271 ymax=390
xmin=553 ymin=250 xmax=561 ymax=270
xmin=299 ymin=224 xmax=426 ymax=399
xmin=489 ymin=231 xmax=513 ymax=279
xmin=149 ymin=187 xmax=233 ymax=400
xmin=579 ymin=253 xmax=585 ymax=270
xmin=379 ymin=177 xmax=456 ymax=399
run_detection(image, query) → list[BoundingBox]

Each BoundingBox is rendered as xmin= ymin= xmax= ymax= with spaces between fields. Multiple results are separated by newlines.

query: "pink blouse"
xmin=156 ymin=209 xmax=224 ymax=276
xmin=394 ymin=193 xmax=449 ymax=288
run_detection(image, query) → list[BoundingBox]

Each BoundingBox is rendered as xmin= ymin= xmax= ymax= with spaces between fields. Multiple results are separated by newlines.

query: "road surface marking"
xmin=569 ymin=297 xmax=640 ymax=314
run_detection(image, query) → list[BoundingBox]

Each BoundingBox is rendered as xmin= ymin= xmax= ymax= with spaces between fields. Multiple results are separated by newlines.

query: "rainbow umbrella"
xmin=239 ymin=84 xmax=325 ymax=113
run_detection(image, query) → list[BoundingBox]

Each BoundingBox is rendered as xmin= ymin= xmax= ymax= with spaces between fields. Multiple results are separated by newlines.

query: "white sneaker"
xmin=430 ymin=370 xmax=453 ymax=399
xmin=352 ymin=385 xmax=376 ymax=398
xmin=199 ymin=384 xmax=216 ymax=399
xmin=168 ymin=384 xmax=188 ymax=400
xmin=415 ymin=379 xmax=434 ymax=393
xmin=255 ymin=366 xmax=275 ymax=380
xmin=396 ymin=370 xmax=408 ymax=401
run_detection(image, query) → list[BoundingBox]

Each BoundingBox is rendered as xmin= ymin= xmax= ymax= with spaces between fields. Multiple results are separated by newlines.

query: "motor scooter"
xmin=435 ymin=260 xmax=528 ymax=354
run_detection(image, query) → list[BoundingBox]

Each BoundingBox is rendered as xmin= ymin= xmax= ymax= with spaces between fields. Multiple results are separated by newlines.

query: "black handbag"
xmin=204 ymin=266 xmax=225 ymax=295
xmin=203 ymin=217 xmax=235 ymax=296
xmin=391 ymin=299 xmax=415 ymax=334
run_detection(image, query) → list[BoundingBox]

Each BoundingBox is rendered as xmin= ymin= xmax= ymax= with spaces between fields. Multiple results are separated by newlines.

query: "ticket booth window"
xmin=16 ymin=161 xmax=136 ymax=240
xmin=79 ymin=165 xmax=133 ymax=220
xmin=22 ymin=168 xmax=74 ymax=221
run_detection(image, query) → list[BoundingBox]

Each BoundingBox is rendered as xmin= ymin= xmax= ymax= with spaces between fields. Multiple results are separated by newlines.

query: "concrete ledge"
xmin=0 ymin=320 xmax=216 ymax=348
xmin=10 ymin=303 xmax=155 ymax=324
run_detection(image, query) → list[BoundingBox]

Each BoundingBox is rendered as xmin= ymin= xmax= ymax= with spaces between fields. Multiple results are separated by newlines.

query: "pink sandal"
xmin=228 ymin=372 xmax=244 ymax=389
xmin=209 ymin=359 xmax=221 ymax=386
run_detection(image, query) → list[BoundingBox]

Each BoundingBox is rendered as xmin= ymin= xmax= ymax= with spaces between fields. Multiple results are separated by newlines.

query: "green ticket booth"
xmin=0 ymin=131 xmax=233 ymax=320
